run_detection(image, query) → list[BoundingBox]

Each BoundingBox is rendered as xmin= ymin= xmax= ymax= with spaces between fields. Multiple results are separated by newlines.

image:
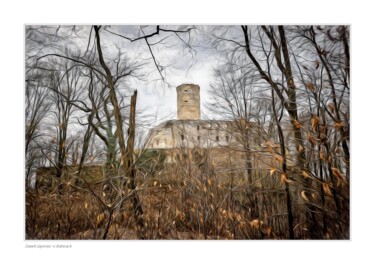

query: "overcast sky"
xmin=26 ymin=25 xmax=226 ymax=142
xmin=95 ymin=25 xmax=220 ymax=125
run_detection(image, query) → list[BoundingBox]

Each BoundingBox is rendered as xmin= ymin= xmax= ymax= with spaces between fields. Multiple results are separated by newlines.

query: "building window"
xmin=184 ymin=100 xmax=188 ymax=103
xmin=184 ymin=89 xmax=188 ymax=93
xmin=197 ymin=125 xmax=200 ymax=130
xmin=181 ymin=134 xmax=184 ymax=141
xmin=216 ymin=135 xmax=219 ymax=141
xmin=226 ymin=135 xmax=229 ymax=142
xmin=197 ymin=136 xmax=201 ymax=142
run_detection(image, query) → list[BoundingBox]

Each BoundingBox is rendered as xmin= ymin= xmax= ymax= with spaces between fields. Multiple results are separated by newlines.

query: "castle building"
xmin=177 ymin=84 xmax=201 ymax=120
xmin=147 ymin=84 xmax=240 ymax=151
xmin=145 ymin=83 xmax=273 ymax=174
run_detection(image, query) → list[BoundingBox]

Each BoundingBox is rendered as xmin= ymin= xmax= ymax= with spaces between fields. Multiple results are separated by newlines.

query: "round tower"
xmin=176 ymin=84 xmax=201 ymax=120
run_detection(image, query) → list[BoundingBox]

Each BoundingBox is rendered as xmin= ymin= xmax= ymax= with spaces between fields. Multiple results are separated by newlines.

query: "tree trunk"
xmin=271 ymin=89 xmax=294 ymax=239
xmin=125 ymin=90 xmax=145 ymax=239
xmin=94 ymin=26 xmax=145 ymax=239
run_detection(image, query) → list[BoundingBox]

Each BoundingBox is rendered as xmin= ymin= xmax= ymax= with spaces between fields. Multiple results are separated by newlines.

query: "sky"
xmin=25 ymin=25 xmax=225 ymax=143
xmin=94 ymin=25 xmax=221 ymax=124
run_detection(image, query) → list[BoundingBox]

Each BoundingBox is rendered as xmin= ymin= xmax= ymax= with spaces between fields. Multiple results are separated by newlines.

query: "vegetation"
xmin=25 ymin=25 xmax=349 ymax=239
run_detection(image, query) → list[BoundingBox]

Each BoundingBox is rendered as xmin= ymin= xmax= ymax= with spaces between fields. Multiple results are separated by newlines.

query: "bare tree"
xmin=25 ymin=25 xmax=349 ymax=240
xmin=25 ymin=76 xmax=51 ymax=187
xmin=207 ymin=25 xmax=350 ymax=239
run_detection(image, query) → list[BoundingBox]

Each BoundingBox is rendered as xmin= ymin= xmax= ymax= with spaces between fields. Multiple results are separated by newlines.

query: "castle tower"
xmin=176 ymin=84 xmax=201 ymax=120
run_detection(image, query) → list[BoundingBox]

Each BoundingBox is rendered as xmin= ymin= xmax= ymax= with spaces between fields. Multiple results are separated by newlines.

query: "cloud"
xmin=26 ymin=25 xmax=221 ymax=142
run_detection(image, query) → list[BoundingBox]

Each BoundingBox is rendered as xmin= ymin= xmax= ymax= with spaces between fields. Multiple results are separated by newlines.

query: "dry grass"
xmin=26 ymin=150 xmax=349 ymax=240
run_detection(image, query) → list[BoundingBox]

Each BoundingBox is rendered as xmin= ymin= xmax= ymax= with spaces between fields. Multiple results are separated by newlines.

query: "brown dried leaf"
xmin=228 ymin=212 xmax=234 ymax=221
xmin=334 ymin=121 xmax=345 ymax=130
xmin=320 ymin=149 xmax=325 ymax=160
xmin=302 ymin=171 xmax=309 ymax=179
xmin=96 ymin=213 xmax=105 ymax=226
xmin=306 ymin=82 xmax=316 ymax=92
xmin=249 ymin=219 xmax=262 ymax=229
xmin=239 ymin=221 xmax=247 ymax=229
xmin=267 ymin=146 xmax=274 ymax=153
xmin=319 ymin=132 xmax=328 ymax=144
xmin=307 ymin=133 xmax=317 ymax=146
xmin=281 ymin=173 xmax=292 ymax=184
xmin=328 ymin=103 xmax=335 ymax=113
xmin=331 ymin=167 xmax=346 ymax=181
xmin=235 ymin=213 xmax=242 ymax=222
xmin=311 ymin=116 xmax=320 ymax=130
xmin=175 ymin=210 xmax=185 ymax=222
xmin=275 ymin=155 xmax=284 ymax=164
xmin=207 ymin=178 xmax=213 ymax=186
xmin=221 ymin=209 xmax=227 ymax=217
xmin=322 ymin=183 xmax=332 ymax=195
xmin=292 ymin=119 xmax=303 ymax=129
xmin=301 ymin=191 xmax=309 ymax=201
xmin=264 ymin=225 xmax=272 ymax=236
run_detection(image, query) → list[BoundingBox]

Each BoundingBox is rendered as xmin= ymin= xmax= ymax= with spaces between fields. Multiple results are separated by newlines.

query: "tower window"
xmin=197 ymin=136 xmax=201 ymax=142
xmin=216 ymin=135 xmax=219 ymax=141
xmin=181 ymin=134 xmax=184 ymax=141
xmin=226 ymin=135 xmax=229 ymax=142
xmin=184 ymin=89 xmax=188 ymax=92
xmin=197 ymin=125 xmax=200 ymax=130
xmin=184 ymin=100 xmax=188 ymax=103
